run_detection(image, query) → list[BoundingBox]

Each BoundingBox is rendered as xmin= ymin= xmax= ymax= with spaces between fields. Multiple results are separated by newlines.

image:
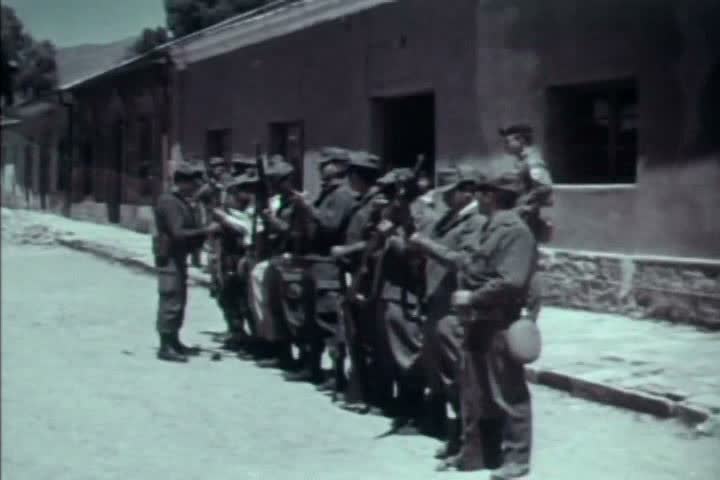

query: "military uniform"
xmin=153 ymin=163 xmax=209 ymax=361
xmin=454 ymin=173 xmax=538 ymax=477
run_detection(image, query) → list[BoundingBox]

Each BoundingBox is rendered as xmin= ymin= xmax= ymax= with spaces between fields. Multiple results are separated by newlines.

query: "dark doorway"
xmin=269 ymin=121 xmax=304 ymax=190
xmin=371 ymin=92 xmax=435 ymax=177
xmin=205 ymin=128 xmax=231 ymax=164
xmin=108 ymin=119 xmax=124 ymax=224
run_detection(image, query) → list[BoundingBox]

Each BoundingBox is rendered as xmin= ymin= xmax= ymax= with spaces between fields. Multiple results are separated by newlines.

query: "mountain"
xmin=55 ymin=37 xmax=136 ymax=86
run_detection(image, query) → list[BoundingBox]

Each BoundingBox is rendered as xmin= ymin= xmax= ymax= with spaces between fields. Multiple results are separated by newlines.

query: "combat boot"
xmin=170 ymin=332 xmax=201 ymax=356
xmin=157 ymin=334 xmax=188 ymax=363
xmin=434 ymin=418 xmax=461 ymax=459
xmin=283 ymin=345 xmax=323 ymax=383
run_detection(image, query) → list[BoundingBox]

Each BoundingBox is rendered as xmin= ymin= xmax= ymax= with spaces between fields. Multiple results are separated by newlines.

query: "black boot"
xmin=257 ymin=343 xmax=296 ymax=369
xmin=171 ymin=332 xmax=201 ymax=356
xmin=284 ymin=345 xmax=323 ymax=383
xmin=157 ymin=334 xmax=188 ymax=363
xmin=435 ymin=418 xmax=461 ymax=459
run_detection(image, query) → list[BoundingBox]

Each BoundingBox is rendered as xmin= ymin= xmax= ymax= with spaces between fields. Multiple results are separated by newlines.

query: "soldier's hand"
xmin=206 ymin=222 xmax=223 ymax=235
xmin=452 ymin=290 xmax=474 ymax=308
xmin=331 ymin=245 xmax=346 ymax=259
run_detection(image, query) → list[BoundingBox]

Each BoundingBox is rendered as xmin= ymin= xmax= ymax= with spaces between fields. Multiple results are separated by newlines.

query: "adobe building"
xmin=165 ymin=0 xmax=720 ymax=326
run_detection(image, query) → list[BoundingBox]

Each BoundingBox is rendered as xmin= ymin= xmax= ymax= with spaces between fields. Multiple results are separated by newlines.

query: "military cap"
xmin=231 ymin=153 xmax=256 ymax=167
xmin=267 ymin=160 xmax=295 ymax=179
xmin=348 ymin=150 xmax=381 ymax=170
xmin=498 ymin=124 xmax=533 ymax=138
xmin=319 ymin=147 xmax=351 ymax=165
xmin=477 ymin=170 xmax=524 ymax=194
xmin=376 ymin=168 xmax=414 ymax=187
xmin=226 ymin=172 xmax=260 ymax=190
xmin=173 ymin=161 xmax=204 ymax=179
xmin=209 ymin=156 xmax=226 ymax=167
xmin=438 ymin=165 xmax=481 ymax=194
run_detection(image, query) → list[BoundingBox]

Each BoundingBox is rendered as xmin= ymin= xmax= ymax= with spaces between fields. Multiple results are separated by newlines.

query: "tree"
xmin=1 ymin=5 xmax=58 ymax=105
xmin=164 ymin=0 xmax=273 ymax=39
xmin=128 ymin=27 xmax=170 ymax=57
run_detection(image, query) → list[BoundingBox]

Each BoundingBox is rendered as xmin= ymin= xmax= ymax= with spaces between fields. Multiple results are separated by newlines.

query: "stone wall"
xmin=538 ymin=248 xmax=720 ymax=329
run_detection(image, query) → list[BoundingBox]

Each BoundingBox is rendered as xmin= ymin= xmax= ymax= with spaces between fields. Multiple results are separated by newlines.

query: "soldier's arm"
xmin=516 ymin=154 xmax=553 ymax=211
xmin=409 ymin=233 xmax=464 ymax=271
xmin=469 ymin=226 xmax=536 ymax=309
xmin=160 ymin=197 xmax=208 ymax=240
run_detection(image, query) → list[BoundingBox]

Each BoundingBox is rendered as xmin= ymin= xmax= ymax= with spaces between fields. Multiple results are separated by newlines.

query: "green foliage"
xmin=1 ymin=5 xmax=58 ymax=104
xmin=164 ymin=0 xmax=272 ymax=38
xmin=129 ymin=27 xmax=170 ymax=57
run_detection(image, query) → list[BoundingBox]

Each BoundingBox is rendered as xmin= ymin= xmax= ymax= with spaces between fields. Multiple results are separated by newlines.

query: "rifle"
xmin=251 ymin=143 xmax=271 ymax=261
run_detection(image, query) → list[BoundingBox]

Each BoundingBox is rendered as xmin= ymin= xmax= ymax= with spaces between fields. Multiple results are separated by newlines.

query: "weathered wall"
xmin=177 ymin=0 xmax=479 ymax=193
xmin=473 ymin=0 xmax=720 ymax=258
xmin=539 ymin=248 xmax=720 ymax=329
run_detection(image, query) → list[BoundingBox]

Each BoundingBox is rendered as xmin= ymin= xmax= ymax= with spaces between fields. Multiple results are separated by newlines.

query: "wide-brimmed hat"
xmin=319 ymin=147 xmax=351 ymax=166
xmin=376 ymin=168 xmax=414 ymax=187
xmin=477 ymin=170 xmax=524 ymax=195
xmin=347 ymin=150 xmax=381 ymax=170
xmin=267 ymin=160 xmax=295 ymax=179
xmin=226 ymin=172 xmax=260 ymax=190
xmin=231 ymin=153 xmax=256 ymax=167
xmin=437 ymin=165 xmax=481 ymax=194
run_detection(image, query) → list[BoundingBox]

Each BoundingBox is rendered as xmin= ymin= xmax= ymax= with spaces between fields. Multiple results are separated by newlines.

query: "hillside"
xmin=55 ymin=37 xmax=136 ymax=86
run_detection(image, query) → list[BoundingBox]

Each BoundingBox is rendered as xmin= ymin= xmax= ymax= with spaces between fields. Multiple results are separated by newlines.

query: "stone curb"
xmin=56 ymin=235 xmax=715 ymax=431
xmin=525 ymin=366 xmax=713 ymax=427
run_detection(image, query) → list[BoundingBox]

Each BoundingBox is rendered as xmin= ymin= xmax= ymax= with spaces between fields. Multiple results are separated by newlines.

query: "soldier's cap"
xmin=208 ymin=156 xmax=226 ymax=167
xmin=499 ymin=124 xmax=533 ymax=138
xmin=319 ymin=147 xmax=351 ymax=165
xmin=267 ymin=159 xmax=295 ymax=179
xmin=226 ymin=172 xmax=260 ymax=190
xmin=231 ymin=153 xmax=256 ymax=166
xmin=347 ymin=150 xmax=381 ymax=170
xmin=438 ymin=165 xmax=482 ymax=194
xmin=477 ymin=170 xmax=524 ymax=195
xmin=174 ymin=161 xmax=204 ymax=180
xmin=376 ymin=168 xmax=414 ymax=187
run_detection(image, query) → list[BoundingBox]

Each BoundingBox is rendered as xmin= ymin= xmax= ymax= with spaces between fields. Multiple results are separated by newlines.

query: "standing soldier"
xmin=407 ymin=166 xmax=487 ymax=458
xmin=330 ymin=151 xmax=385 ymax=413
xmin=450 ymin=170 xmax=540 ymax=478
xmin=283 ymin=147 xmax=357 ymax=385
xmin=152 ymin=162 xmax=222 ymax=362
xmin=210 ymin=173 xmax=258 ymax=350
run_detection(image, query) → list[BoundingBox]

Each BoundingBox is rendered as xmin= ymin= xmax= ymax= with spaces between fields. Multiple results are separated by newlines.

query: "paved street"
xmin=2 ymin=243 xmax=719 ymax=480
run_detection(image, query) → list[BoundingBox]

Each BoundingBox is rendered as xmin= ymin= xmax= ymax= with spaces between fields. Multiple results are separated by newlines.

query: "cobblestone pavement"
xmin=3 ymin=207 xmax=719 ymax=424
xmin=2 ymin=243 xmax=719 ymax=480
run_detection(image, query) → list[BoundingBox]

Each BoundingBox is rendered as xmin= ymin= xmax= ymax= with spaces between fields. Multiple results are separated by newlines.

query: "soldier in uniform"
xmin=210 ymin=173 xmax=259 ymax=350
xmin=253 ymin=159 xmax=303 ymax=370
xmin=407 ymin=166 xmax=487 ymax=457
xmin=500 ymin=124 xmax=554 ymax=329
xmin=330 ymin=151 xmax=385 ymax=413
xmin=449 ymin=170 xmax=539 ymax=478
xmin=283 ymin=147 xmax=358 ymax=386
xmin=153 ymin=162 xmax=222 ymax=362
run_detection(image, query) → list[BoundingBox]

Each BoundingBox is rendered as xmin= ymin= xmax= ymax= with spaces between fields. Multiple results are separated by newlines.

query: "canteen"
xmin=505 ymin=318 xmax=542 ymax=364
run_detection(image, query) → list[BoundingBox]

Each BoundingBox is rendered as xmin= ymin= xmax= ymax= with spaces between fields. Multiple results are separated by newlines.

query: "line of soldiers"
xmin=152 ymin=124 xmax=552 ymax=479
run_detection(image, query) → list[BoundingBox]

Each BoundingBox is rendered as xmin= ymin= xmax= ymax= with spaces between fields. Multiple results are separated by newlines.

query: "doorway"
xmin=371 ymin=92 xmax=435 ymax=177
xmin=269 ymin=121 xmax=304 ymax=190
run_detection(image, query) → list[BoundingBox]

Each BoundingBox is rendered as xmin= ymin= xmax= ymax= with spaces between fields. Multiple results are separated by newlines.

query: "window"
xmin=546 ymin=78 xmax=638 ymax=184
xmin=269 ymin=121 xmax=304 ymax=189
xmin=205 ymin=128 xmax=231 ymax=163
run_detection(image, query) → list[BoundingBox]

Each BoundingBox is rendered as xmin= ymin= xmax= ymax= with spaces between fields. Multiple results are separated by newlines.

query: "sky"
xmin=4 ymin=0 xmax=166 ymax=47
